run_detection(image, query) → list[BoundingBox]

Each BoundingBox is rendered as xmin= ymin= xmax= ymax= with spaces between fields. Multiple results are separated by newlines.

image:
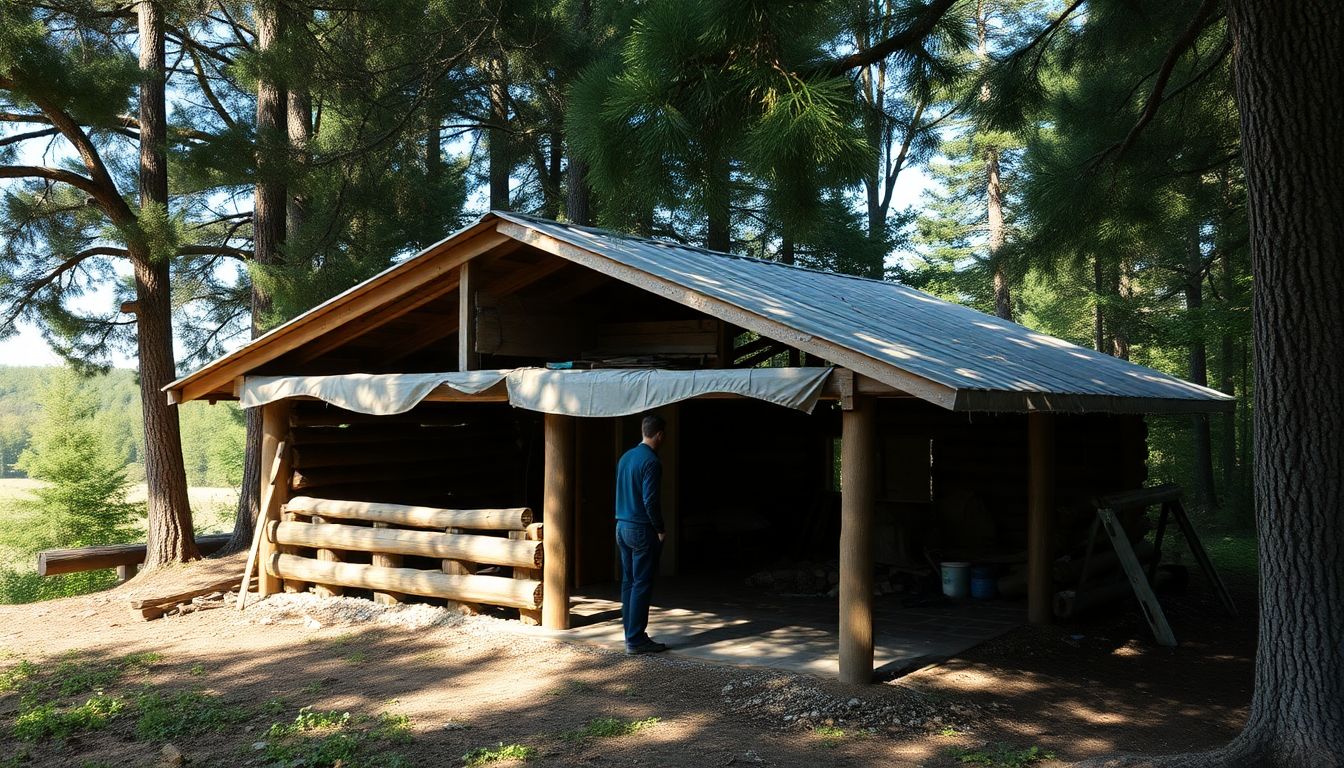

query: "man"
xmin=615 ymin=413 xmax=668 ymax=654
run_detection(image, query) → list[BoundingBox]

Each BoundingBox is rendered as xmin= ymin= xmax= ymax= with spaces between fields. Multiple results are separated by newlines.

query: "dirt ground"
xmin=0 ymin=563 xmax=1254 ymax=768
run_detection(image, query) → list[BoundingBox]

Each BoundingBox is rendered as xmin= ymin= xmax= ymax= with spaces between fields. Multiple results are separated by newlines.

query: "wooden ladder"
xmin=1083 ymin=484 xmax=1237 ymax=647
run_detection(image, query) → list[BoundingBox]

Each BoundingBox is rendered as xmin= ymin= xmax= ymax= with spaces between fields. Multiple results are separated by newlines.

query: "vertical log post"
xmin=311 ymin=513 xmax=344 ymax=597
xmin=1028 ymin=411 xmax=1056 ymax=625
xmin=659 ymin=404 xmax=680 ymax=577
xmin=511 ymin=522 xmax=544 ymax=625
xmin=257 ymin=400 xmax=291 ymax=596
xmin=458 ymin=260 xmax=479 ymax=372
xmin=543 ymin=413 xmax=575 ymax=629
xmin=371 ymin=522 xmax=403 ymax=605
xmin=839 ymin=395 xmax=877 ymax=684
xmin=442 ymin=527 xmax=480 ymax=614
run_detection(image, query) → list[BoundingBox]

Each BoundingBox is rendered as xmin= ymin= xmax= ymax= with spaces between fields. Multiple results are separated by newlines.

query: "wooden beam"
xmin=267 ymin=553 xmax=542 ymax=609
xmin=270 ymin=520 xmax=542 ymax=568
xmin=1028 ymin=411 xmax=1056 ymax=625
xmin=283 ymin=497 xmax=532 ymax=530
xmin=257 ymin=400 xmax=291 ymax=597
xmin=38 ymin=534 xmax=231 ymax=576
xmin=170 ymin=227 xmax=510 ymax=402
xmin=497 ymin=221 xmax=960 ymax=409
xmin=838 ymin=395 xmax=877 ymax=684
xmin=458 ymin=260 xmax=479 ymax=371
xmin=543 ymin=413 xmax=575 ymax=629
xmin=289 ymin=274 xmax=461 ymax=365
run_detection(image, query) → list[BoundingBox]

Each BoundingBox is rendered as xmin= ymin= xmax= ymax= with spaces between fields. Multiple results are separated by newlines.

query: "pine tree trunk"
xmin=488 ymin=55 xmax=510 ymax=211
xmin=1218 ymin=246 xmax=1240 ymax=523
xmin=1083 ymin=2 xmax=1344 ymax=765
xmin=1185 ymin=230 xmax=1219 ymax=513
xmin=566 ymin=155 xmax=591 ymax=225
xmin=223 ymin=0 xmax=287 ymax=556
xmin=137 ymin=0 xmax=198 ymax=569
xmin=1093 ymin=254 xmax=1106 ymax=352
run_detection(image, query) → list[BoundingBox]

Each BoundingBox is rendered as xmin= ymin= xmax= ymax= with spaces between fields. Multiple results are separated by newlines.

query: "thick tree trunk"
xmin=1083 ymin=2 xmax=1344 ymax=765
xmin=223 ymin=0 xmax=287 ymax=556
xmin=1093 ymin=254 xmax=1107 ymax=353
xmin=1112 ymin=257 xmax=1133 ymax=360
xmin=487 ymin=55 xmax=510 ymax=211
xmin=566 ymin=155 xmax=591 ymax=225
xmin=137 ymin=0 xmax=198 ymax=568
xmin=987 ymin=151 xmax=1012 ymax=321
xmin=1185 ymin=231 xmax=1219 ymax=513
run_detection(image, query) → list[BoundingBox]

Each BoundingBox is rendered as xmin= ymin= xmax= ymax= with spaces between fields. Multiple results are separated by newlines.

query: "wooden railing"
xmin=38 ymin=534 xmax=232 ymax=578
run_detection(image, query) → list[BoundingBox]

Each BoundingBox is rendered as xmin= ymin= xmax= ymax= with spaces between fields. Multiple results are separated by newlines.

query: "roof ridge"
xmin=490 ymin=210 xmax=914 ymax=291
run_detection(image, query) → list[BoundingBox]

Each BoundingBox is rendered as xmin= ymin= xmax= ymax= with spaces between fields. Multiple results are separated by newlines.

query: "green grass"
xmin=261 ymin=706 xmax=414 ymax=768
xmin=1203 ymin=533 xmax=1258 ymax=577
xmin=951 ymin=744 xmax=1054 ymax=767
xmin=134 ymin=688 xmax=248 ymax=740
xmin=13 ymin=694 xmax=124 ymax=742
xmin=462 ymin=743 xmax=536 ymax=766
xmin=561 ymin=716 xmax=659 ymax=741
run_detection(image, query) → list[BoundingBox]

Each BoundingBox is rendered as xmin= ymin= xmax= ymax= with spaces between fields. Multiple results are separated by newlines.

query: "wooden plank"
xmin=543 ymin=413 xmax=574 ymax=629
xmin=1168 ymin=499 xmax=1238 ymax=617
xmin=171 ymin=227 xmax=510 ymax=402
xmin=1095 ymin=484 xmax=1183 ymax=511
xmin=496 ymin=221 xmax=960 ymax=409
xmin=1027 ymin=412 xmax=1055 ymax=625
xmin=290 ymin=273 xmax=462 ymax=365
xmin=131 ymin=574 xmax=249 ymax=610
xmin=284 ymin=497 xmax=532 ymax=530
xmin=267 ymin=553 xmax=542 ymax=609
xmin=1096 ymin=507 xmax=1177 ymax=647
xmin=271 ymin=521 xmax=542 ymax=568
xmin=839 ymin=396 xmax=877 ymax=684
xmin=458 ymin=260 xmax=479 ymax=371
xmin=39 ymin=534 xmax=230 ymax=577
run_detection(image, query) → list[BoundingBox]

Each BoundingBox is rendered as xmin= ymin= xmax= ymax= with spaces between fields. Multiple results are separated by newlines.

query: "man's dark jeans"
xmin=617 ymin=521 xmax=660 ymax=648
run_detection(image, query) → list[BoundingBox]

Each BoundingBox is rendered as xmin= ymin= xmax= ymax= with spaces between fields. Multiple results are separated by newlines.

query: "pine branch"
xmin=0 ymin=165 xmax=105 ymax=200
xmin=0 ymin=246 xmax=108 ymax=330
xmin=0 ymin=128 xmax=60 ymax=148
xmin=812 ymin=0 xmax=959 ymax=77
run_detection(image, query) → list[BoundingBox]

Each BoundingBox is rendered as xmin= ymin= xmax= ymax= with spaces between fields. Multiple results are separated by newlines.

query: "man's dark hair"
xmin=641 ymin=414 xmax=666 ymax=438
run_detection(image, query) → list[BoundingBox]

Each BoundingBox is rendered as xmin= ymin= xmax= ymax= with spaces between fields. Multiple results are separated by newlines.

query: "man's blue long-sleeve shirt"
xmin=615 ymin=443 xmax=663 ymax=532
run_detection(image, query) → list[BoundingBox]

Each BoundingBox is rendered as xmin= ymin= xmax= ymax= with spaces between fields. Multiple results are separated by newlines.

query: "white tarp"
xmin=240 ymin=367 xmax=832 ymax=417
xmin=241 ymin=370 xmax=509 ymax=415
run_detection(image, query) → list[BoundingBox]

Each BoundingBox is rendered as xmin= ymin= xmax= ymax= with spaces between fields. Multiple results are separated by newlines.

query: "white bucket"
xmin=941 ymin=561 xmax=971 ymax=599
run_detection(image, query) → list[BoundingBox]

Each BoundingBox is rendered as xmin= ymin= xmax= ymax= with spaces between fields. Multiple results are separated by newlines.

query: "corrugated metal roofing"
xmin=493 ymin=212 xmax=1232 ymax=413
xmin=167 ymin=211 xmax=1232 ymax=413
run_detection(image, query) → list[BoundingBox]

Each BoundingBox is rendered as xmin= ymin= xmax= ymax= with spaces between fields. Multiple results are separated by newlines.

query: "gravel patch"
xmin=243 ymin=592 xmax=468 ymax=630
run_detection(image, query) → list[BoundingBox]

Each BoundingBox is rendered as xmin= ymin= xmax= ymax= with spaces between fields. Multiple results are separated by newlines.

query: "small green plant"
xmin=302 ymin=678 xmax=331 ymax=695
xmin=13 ymin=694 xmax=124 ymax=741
xmin=263 ymin=706 xmax=412 ymax=768
xmin=262 ymin=697 xmax=288 ymax=716
xmin=49 ymin=652 xmax=159 ymax=697
xmin=462 ymin=743 xmax=536 ymax=766
xmin=952 ymin=743 xmax=1055 ymax=767
xmin=0 ymin=660 xmax=37 ymax=693
xmin=345 ymin=649 xmax=369 ymax=664
xmin=189 ymin=662 xmax=206 ymax=676
xmin=941 ymin=726 xmax=966 ymax=737
xmin=562 ymin=716 xmax=659 ymax=741
xmin=135 ymin=689 xmax=248 ymax=740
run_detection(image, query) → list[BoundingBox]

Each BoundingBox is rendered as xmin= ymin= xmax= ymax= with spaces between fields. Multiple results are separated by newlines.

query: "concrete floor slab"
xmin=512 ymin=577 xmax=1023 ymax=679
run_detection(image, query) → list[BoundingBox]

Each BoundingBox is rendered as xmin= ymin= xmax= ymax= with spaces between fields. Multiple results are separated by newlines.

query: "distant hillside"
xmin=0 ymin=366 xmax=244 ymax=487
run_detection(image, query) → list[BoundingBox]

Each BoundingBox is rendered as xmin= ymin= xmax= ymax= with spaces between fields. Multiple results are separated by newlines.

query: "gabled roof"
xmin=166 ymin=211 xmax=1233 ymax=414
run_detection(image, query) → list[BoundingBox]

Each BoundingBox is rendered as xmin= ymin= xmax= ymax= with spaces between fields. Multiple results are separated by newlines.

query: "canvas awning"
xmin=239 ymin=367 xmax=834 ymax=417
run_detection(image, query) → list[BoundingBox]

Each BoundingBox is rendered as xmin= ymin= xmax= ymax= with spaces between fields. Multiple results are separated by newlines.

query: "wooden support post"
xmin=458 ymin=260 xmax=479 ymax=371
xmin=116 ymin=564 xmax=134 ymax=583
xmin=659 ymin=404 xmax=680 ymax=577
xmin=442 ymin=527 xmax=479 ymax=614
xmin=1028 ymin=411 xmax=1056 ymax=625
xmin=839 ymin=395 xmax=876 ymax=684
xmin=371 ymin=522 xmax=404 ymax=605
xmin=310 ymin=514 xmax=343 ymax=597
xmin=511 ymin=523 xmax=544 ymax=625
xmin=543 ymin=413 xmax=575 ymax=629
xmin=257 ymin=401 xmax=291 ymax=597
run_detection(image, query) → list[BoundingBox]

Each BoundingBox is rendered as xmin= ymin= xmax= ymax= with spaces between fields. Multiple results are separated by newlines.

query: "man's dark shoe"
xmin=625 ymin=640 xmax=668 ymax=655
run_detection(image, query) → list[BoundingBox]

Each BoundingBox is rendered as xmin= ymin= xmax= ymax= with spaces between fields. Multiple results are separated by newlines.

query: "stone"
xmin=159 ymin=744 xmax=184 ymax=768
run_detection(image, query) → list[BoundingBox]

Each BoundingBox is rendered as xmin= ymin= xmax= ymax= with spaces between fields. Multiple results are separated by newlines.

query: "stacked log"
xmin=268 ymin=496 xmax=541 ymax=613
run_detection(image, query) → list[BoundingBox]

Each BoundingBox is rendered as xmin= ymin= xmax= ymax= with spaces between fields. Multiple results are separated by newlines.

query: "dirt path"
xmin=0 ymin=568 xmax=1253 ymax=768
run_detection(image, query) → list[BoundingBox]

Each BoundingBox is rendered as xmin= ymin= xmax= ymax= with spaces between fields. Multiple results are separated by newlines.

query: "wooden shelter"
xmin=167 ymin=212 xmax=1232 ymax=683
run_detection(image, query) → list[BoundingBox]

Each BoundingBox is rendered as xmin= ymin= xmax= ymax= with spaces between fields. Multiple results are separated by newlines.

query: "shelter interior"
xmin=260 ymin=237 xmax=1147 ymax=606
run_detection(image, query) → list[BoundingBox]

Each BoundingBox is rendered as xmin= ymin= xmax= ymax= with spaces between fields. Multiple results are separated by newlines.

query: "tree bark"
xmin=1185 ymin=229 xmax=1219 ymax=514
xmin=487 ymin=54 xmax=510 ymax=211
xmin=1093 ymin=254 xmax=1107 ymax=353
xmin=136 ymin=0 xmax=198 ymax=568
xmin=1113 ymin=256 xmax=1133 ymax=360
xmin=1082 ymin=2 xmax=1344 ymax=765
xmin=223 ymin=0 xmax=288 ymax=556
xmin=987 ymin=150 xmax=1011 ymax=321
